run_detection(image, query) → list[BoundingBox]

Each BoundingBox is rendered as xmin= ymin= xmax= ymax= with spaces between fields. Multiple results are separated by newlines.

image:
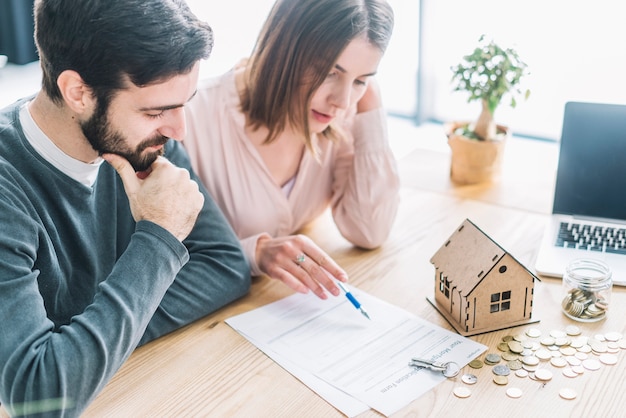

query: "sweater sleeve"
xmin=139 ymin=141 xmax=251 ymax=343
xmin=0 ymin=141 xmax=250 ymax=417
xmin=239 ymin=233 xmax=272 ymax=277
xmin=330 ymin=107 xmax=400 ymax=248
xmin=0 ymin=214 xmax=188 ymax=417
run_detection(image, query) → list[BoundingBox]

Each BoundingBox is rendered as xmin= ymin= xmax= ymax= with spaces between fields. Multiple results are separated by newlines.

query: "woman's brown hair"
xmin=240 ymin=0 xmax=394 ymax=151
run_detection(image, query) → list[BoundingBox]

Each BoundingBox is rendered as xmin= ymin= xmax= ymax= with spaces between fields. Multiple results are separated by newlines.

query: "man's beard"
xmin=81 ymin=105 xmax=169 ymax=172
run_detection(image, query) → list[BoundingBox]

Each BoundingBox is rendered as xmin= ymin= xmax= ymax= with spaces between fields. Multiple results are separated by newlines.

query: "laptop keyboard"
xmin=557 ymin=222 xmax=626 ymax=254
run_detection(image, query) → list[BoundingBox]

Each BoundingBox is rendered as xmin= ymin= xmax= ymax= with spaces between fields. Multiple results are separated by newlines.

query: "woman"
xmin=184 ymin=0 xmax=399 ymax=300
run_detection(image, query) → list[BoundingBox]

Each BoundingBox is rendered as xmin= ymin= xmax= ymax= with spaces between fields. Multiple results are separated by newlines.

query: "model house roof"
xmin=430 ymin=219 xmax=539 ymax=291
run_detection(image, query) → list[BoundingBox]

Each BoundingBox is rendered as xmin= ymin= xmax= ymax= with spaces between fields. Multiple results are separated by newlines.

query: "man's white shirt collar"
xmin=19 ymin=102 xmax=103 ymax=187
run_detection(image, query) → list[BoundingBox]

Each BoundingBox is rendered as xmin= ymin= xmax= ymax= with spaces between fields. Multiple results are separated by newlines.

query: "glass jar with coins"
xmin=561 ymin=258 xmax=612 ymax=322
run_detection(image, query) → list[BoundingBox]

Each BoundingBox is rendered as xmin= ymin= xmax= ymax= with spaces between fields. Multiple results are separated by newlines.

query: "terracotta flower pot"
xmin=445 ymin=121 xmax=509 ymax=185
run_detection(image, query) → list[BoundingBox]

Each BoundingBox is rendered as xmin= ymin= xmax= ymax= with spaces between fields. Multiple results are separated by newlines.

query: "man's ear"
xmin=56 ymin=70 xmax=96 ymax=114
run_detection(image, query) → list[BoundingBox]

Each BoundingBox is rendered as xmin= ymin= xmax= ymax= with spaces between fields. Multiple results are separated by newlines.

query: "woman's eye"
xmin=354 ymin=79 xmax=367 ymax=87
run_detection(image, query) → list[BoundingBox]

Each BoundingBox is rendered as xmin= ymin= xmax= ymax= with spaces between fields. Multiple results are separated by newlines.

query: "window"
xmin=490 ymin=291 xmax=511 ymax=313
xmin=186 ymin=0 xmax=420 ymax=119
xmin=186 ymin=1 xmax=275 ymax=79
xmin=188 ymin=1 xmax=626 ymax=142
xmin=439 ymin=273 xmax=450 ymax=298
xmin=417 ymin=0 xmax=626 ymax=141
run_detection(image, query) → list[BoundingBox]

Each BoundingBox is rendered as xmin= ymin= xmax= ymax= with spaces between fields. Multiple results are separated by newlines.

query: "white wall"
xmin=186 ymin=1 xmax=275 ymax=78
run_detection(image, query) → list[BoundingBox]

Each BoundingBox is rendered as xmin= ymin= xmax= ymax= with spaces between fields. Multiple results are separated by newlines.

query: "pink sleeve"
xmin=330 ymin=107 xmax=400 ymax=248
xmin=240 ymin=233 xmax=271 ymax=276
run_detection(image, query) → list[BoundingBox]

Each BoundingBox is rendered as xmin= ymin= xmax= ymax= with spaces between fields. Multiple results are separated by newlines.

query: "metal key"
xmin=409 ymin=357 xmax=460 ymax=378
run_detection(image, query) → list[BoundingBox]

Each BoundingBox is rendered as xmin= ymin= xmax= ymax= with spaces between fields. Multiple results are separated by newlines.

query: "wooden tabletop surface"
xmin=5 ymin=134 xmax=626 ymax=417
xmin=81 ymin=136 xmax=626 ymax=417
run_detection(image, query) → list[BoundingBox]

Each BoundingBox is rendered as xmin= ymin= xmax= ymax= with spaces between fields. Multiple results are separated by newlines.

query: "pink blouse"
xmin=183 ymin=70 xmax=400 ymax=275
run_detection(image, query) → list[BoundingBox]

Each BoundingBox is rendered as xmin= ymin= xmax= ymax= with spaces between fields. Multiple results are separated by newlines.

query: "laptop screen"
xmin=552 ymin=101 xmax=626 ymax=222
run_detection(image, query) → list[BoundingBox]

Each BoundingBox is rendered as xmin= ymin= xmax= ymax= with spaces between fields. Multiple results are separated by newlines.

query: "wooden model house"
xmin=428 ymin=219 xmax=539 ymax=336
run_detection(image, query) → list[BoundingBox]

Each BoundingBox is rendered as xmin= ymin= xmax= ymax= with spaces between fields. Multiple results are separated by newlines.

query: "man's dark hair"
xmin=34 ymin=0 xmax=214 ymax=105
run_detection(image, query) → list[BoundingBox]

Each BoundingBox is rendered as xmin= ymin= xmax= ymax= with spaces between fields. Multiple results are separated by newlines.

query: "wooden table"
xmin=7 ymin=135 xmax=626 ymax=417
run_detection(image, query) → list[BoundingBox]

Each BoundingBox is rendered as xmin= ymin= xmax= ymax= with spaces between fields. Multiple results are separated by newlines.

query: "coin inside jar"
xmin=562 ymin=259 xmax=612 ymax=322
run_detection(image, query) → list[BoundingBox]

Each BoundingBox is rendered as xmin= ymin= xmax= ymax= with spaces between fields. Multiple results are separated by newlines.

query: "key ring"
xmin=409 ymin=357 xmax=460 ymax=378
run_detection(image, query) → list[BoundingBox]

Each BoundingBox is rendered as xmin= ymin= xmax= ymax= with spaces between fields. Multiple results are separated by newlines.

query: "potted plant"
xmin=446 ymin=35 xmax=530 ymax=184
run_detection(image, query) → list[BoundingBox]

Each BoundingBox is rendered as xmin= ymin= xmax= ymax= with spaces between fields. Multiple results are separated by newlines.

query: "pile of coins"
xmin=452 ymin=326 xmax=625 ymax=401
xmin=561 ymin=288 xmax=608 ymax=320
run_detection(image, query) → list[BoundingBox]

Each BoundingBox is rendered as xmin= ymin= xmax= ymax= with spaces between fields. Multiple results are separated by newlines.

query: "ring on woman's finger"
xmin=295 ymin=253 xmax=306 ymax=265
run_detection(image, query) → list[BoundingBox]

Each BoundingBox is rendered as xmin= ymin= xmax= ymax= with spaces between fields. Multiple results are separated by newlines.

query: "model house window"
xmin=439 ymin=273 xmax=450 ymax=298
xmin=490 ymin=291 xmax=511 ymax=313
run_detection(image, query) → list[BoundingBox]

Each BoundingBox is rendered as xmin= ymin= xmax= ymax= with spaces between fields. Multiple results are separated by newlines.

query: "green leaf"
xmin=450 ymin=35 xmax=530 ymax=114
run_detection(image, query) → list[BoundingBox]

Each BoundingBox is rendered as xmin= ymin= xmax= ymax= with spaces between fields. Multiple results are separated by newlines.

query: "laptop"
xmin=535 ymin=101 xmax=626 ymax=286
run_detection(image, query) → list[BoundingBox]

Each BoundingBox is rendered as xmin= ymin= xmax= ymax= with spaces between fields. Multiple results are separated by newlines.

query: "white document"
xmin=226 ymin=289 xmax=486 ymax=417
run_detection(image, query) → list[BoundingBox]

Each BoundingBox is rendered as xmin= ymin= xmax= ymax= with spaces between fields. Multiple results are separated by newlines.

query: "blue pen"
xmin=336 ymin=281 xmax=371 ymax=320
